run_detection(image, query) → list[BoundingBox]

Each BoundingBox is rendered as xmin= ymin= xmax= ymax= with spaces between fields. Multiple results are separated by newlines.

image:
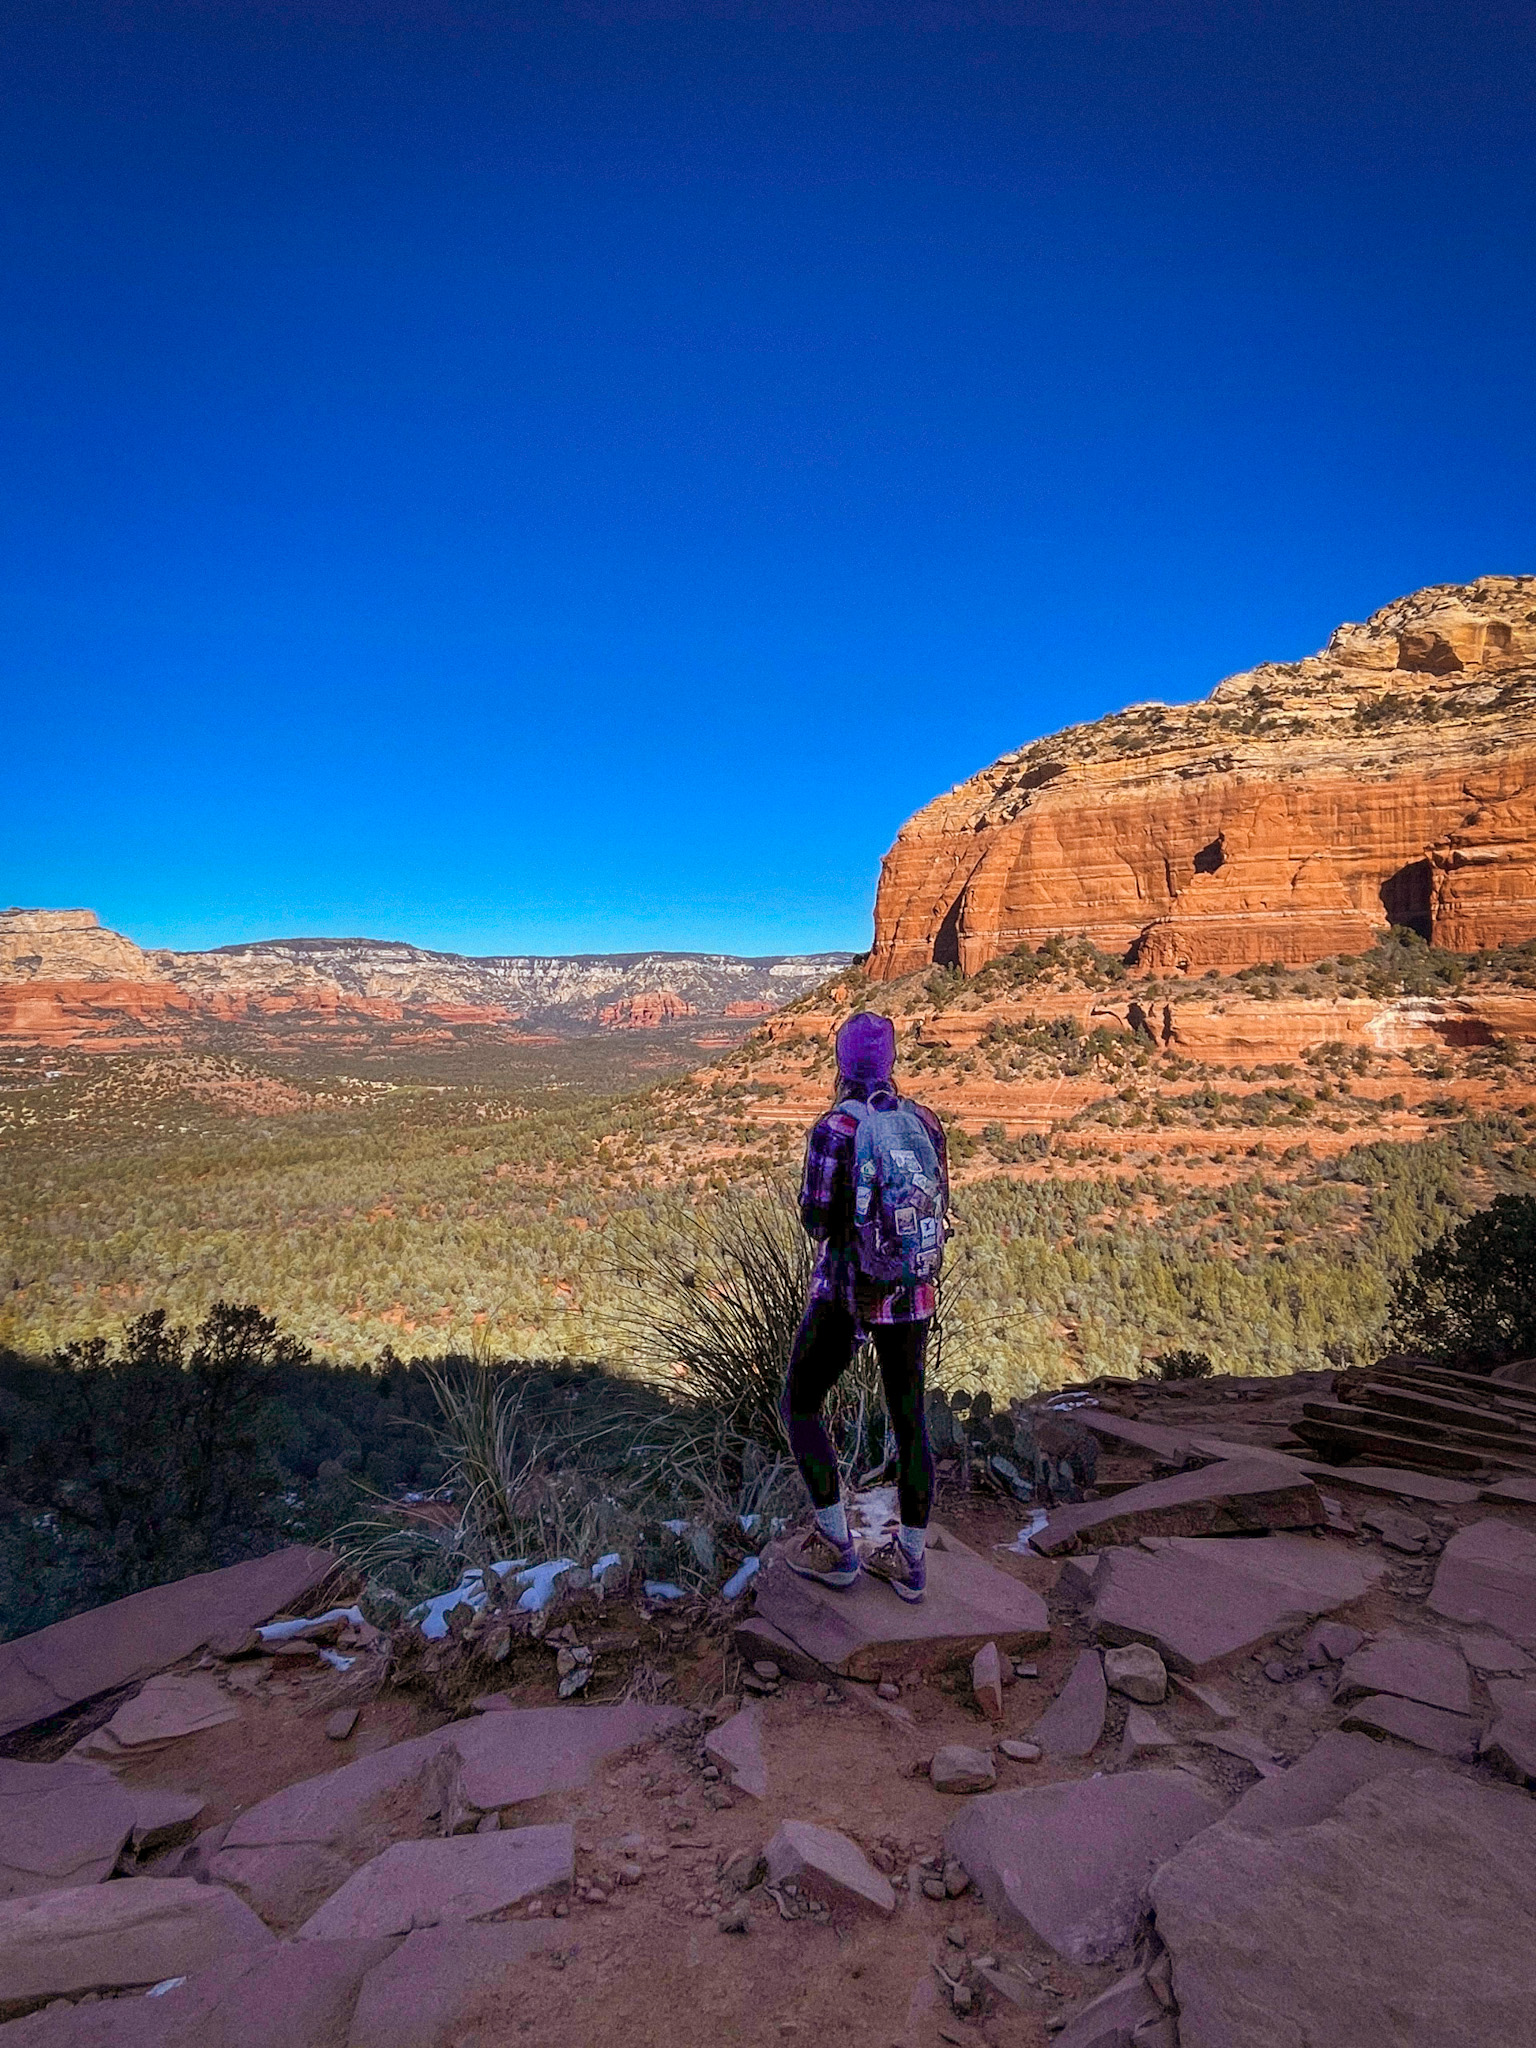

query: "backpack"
xmin=838 ymin=1090 xmax=947 ymax=1287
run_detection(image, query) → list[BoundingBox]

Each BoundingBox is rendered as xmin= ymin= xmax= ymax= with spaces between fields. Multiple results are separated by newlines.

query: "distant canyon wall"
xmin=0 ymin=910 xmax=850 ymax=1047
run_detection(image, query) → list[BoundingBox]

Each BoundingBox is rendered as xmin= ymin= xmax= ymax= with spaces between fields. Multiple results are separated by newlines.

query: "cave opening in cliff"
xmin=1192 ymin=836 xmax=1225 ymax=876
xmin=932 ymin=896 xmax=964 ymax=969
xmin=1380 ymin=859 xmax=1433 ymax=940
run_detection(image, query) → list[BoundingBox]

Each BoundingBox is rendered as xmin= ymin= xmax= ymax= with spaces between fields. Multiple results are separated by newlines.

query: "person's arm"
xmin=799 ymin=1114 xmax=849 ymax=1241
xmin=919 ymin=1104 xmax=954 ymax=1234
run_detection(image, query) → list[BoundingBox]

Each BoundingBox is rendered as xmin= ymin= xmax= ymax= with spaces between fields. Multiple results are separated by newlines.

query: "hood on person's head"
xmin=835 ymin=1011 xmax=896 ymax=1087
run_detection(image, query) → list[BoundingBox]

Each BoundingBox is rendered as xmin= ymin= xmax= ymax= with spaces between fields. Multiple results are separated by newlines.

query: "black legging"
xmin=781 ymin=1300 xmax=935 ymax=1529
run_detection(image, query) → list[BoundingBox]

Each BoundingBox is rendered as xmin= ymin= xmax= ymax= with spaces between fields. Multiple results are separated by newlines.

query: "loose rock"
xmin=971 ymin=1642 xmax=1005 ymax=1723
xmin=930 ymin=1746 xmax=997 ymax=1794
xmin=1103 ymin=1644 xmax=1167 ymax=1705
xmin=763 ymin=1821 xmax=895 ymax=1916
xmin=1032 ymin=1650 xmax=1107 ymax=1758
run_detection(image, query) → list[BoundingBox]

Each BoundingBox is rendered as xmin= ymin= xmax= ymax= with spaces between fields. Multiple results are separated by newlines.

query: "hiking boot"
xmin=863 ymin=1536 xmax=926 ymax=1603
xmin=784 ymin=1526 xmax=861 ymax=1590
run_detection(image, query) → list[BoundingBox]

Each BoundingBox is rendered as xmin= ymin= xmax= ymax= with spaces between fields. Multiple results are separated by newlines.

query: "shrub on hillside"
xmin=1386 ymin=1193 xmax=1536 ymax=1370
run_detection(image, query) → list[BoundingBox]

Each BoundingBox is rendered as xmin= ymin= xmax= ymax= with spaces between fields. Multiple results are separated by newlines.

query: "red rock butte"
xmin=869 ymin=577 xmax=1536 ymax=981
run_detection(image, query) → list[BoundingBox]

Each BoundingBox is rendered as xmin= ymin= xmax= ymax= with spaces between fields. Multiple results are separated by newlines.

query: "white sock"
xmin=898 ymin=1523 xmax=927 ymax=1563
xmin=815 ymin=1503 xmax=851 ymax=1549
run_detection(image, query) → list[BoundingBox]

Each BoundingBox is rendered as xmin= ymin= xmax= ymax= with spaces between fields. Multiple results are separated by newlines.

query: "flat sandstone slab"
xmin=0 ymin=1877 xmax=273 ymax=2020
xmin=74 ymin=1674 xmax=239 ymax=1759
xmin=944 ymin=1770 xmax=1225 ymax=1966
xmin=752 ymin=1546 xmax=1048 ymax=1680
xmin=1090 ymin=1534 xmax=1386 ymax=1674
xmin=1338 ymin=1694 xmax=1482 ymax=1761
xmin=297 ymin=1825 xmax=574 ymax=1941
xmin=0 ymin=1547 xmax=335 ymax=1741
xmin=0 ymin=1761 xmax=137 ymax=1901
xmin=1032 ymin=1459 xmax=1324 ymax=1556
xmin=1151 ymin=1768 xmax=1536 ymax=2048
xmin=0 ymin=1939 xmax=394 ymax=2048
xmin=345 ymin=1922 xmax=562 ymax=2048
xmin=1335 ymin=1633 xmax=1471 ymax=1715
xmin=1428 ymin=1517 xmax=1536 ymax=1648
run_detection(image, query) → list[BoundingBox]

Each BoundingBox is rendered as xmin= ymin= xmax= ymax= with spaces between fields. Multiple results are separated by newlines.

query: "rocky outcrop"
xmin=598 ymin=991 xmax=699 ymax=1029
xmin=0 ymin=910 xmax=157 ymax=983
xmin=870 ymin=577 xmax=1536 ymax=979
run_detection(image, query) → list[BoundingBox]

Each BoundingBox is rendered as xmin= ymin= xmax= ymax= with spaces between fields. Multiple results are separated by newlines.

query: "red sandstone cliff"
xmin=869 ymin=577 xmax=1536 ymax=981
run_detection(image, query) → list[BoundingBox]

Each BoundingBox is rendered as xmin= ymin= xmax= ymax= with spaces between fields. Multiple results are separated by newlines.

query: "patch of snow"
xmin=258 ymin=1605 xmax=364 ymax=1643
xmin=722 ymin=1555 xmax=760 ymax=1601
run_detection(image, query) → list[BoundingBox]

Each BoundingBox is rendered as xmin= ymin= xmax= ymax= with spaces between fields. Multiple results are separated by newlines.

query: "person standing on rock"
xmin=782 ymin=1010 xmax=949 ymax=1603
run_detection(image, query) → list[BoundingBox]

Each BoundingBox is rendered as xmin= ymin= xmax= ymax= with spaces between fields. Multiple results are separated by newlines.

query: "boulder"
xmin=1103 ymin=1644 xmax=1167 ymax=1704
xmin=944 ymin=1770 xmax=1225 ymax=1965
xmin=1219 ymin=1731 xmax=1419 ymax=1834
xmin=1032 ymin=1460 xmax=1324 ymax=1556
xmin=1457 ymin=1631 xmax=1530 ymax=1674
xmin=1167 ymin=1676 xmax=1238 ymax=1723
xmin=0 ymin=1548 xmax=335 ymax=1740
xmin=1053 ymin=1967 xmax=1165 ymax=2048
xmin=0 ymin=1877 xmax=273 ymax=2020
xmin=1186 ymin=1728 xmax=1283 ymax=1777
xmin=970 ymin=1642 xmax=1004 ymax=1722
xmin=1116 ymin=1707 xmax=1175 ymax=1766
xmin=208 ymin=1843 xmax=357 ymax=1933
xmin=128 ymin=1790 xmax=207 ymax=1858
xmin=1481 ymin=1703 xmax=1536 ymax=1789
xmin=762 ymin=1821 xmax=894 ymax=1916
xmin=345 ymin=1923 xmax=560 ymax=2048
xmin=1335 ymin=1633 xmax=1470 ymax=1714
xmin=1151 ymin=1768 xmax=1536 ymax=2047
xmin=750 ymin=1545 xmax=1047 ymax=1681
xmin=1302 ymin=1621 xmax=1365 ymax=1666
xmin=930 ymin=1745 xmax=997 ymax=1793
xmin=1428 ymin=1518 xmax=1536 ymax=1647
xmin=1359 ymin=1505 xmax=1430 ymax=1554
xmin=1090 ymin=1534 xmax=1385 ymax=1673
xmin=1338 ymin=1695 xmax=1481 ymax=1760
xmin=1032 ymin=1649 xmax=1107 ymax=1758
xmin=74 ymin=1675 xmax=239 ymax=1760
xmin=0 ymin=1761 xmax=137 ymax=1900
xmin=704 ymin=1703 xmax=767 ymax=1800
xmin=297 ymin=1826 xmax=574 ymax=1941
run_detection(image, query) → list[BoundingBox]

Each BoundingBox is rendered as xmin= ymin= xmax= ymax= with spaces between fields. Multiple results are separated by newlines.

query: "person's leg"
xmin=781 ymin=1299 xmax=861 ymax=1585
xmin=863 ymin=1319 xmax=934 ymax=1602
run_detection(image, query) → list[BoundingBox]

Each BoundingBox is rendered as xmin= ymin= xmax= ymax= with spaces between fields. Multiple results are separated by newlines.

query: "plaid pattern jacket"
xmin=799 ymin=1095 xmax=948 ymax=1327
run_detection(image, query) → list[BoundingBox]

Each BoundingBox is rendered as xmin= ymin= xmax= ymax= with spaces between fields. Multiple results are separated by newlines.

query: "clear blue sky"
xmin=3 ymin=2 xmax=1533 ymax=958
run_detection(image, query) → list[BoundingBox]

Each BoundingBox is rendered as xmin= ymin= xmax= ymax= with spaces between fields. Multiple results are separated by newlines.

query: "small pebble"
xmin=752 ymin=1660 xmax=782 ymax=1681
xmin=946 ymin=1923 xmax=967 ymax=1947
xmin=701 ymin=1765 xmax=720 ymax=1782
xmin=1000 ymin=1739 xmax=1041 ymax=1761
xmin=618 ymin=1862 xmax=644 ymax=1885
xmin=1263 ymin=1660 xmax=1289 ymax=1683
xmin=942 ymin=1861 xmax=970 ymax=1898
xmin=876 ymin=1680 xmax=901 ymax=1701
xmin=922 ymin=1876 xmax=947 ymax=1900
xmin=717 ymin=1900 xmax=751 ymax=1933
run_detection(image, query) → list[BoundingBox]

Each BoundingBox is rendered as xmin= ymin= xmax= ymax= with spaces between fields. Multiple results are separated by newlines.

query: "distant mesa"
xmin=0 ymin=909 xmax=851 ymax=1049
xmin=870 ymin=576 xmax=1536 ymax=980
